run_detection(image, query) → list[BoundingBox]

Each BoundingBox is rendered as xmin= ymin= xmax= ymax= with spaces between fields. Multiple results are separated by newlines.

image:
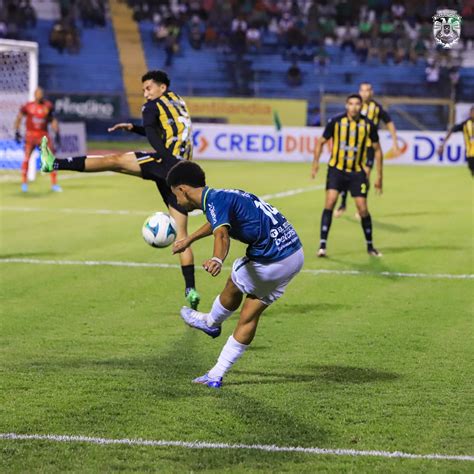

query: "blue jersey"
xmin=202 ymin=187 xmax=302 ymax=263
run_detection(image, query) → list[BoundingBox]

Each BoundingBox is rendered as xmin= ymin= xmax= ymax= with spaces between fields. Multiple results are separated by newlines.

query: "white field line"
xmin=0 ymin=433 xmax=472 ymax=462
xmin=0 ymin=185 xmax=323 ymax=217
xmin=260 ymin=185 xmax=324 ymax=200
xmin=0 ymin=258 xmax=473 ymax=280
xmin=0 ymin=206 xmax=204 ymax=217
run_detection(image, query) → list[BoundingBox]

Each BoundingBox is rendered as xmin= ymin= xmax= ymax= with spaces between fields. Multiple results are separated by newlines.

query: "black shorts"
xmin=134 ymin=151 xmax=187 ymax=215
xmin=366 ymin=146 xmax=375 ymax=168
xmin=326 ymin=166 xmax=368 ymax=198
xmin=468 ymin=157 xmax=474 ymax=174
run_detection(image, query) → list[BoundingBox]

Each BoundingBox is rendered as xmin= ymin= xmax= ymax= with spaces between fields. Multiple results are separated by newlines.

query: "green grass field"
xmin=1 ymin=161 xmax=473 ymax=472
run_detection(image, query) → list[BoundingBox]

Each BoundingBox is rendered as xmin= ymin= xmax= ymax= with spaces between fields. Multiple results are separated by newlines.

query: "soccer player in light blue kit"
xmin=167 ymin=161 xmax=304 ymax=388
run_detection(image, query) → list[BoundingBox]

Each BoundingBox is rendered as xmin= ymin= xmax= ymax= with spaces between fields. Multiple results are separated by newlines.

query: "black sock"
xmin=339 ymin=190 xmax=348 ymax=208
xmin=361 ymin=214 xmax=374 ymax=249
xmin=320 ymin=208 xmax=333 ymax=249
xmin=54 ymin=156 xmax=86 ymax=171
xmin=181 ymin=265 xmax=195 ymax=292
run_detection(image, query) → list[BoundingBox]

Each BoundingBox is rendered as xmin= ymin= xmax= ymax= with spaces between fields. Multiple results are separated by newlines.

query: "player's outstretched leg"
xmin=354 ymin=197 xmax=382 ymax=257
xmin=334 ymin=190 xmax=348 ymax=217
xmin=193 ymin=295 xmax=266 ymax=388
xmin=180 ymin=277 xmax=243 ymax=337
xmin=41 ymin=137 xmax=142 ymax=176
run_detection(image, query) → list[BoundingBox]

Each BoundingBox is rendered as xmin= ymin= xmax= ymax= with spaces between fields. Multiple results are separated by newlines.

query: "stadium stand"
xmin=1 ymin=0 xmax=471 ymax=129
xmin=132 ymin=0 xmax=470 ymax=129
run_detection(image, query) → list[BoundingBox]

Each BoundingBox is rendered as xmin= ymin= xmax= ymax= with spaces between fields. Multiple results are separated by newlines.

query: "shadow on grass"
xmin=371 ymin=244 xmax=465 ymax=255
xmin=12 ymin=332 xmax=331 ymax=457
xmin=342 ymin=215 xmax=412 ymax=233
xmin=6 ymin=188 xmax=61 ymax=198
xmin=230 ymin=364 xmax=400 ymax=386
xmin=327 ymin=255 xmax=394 ymax=279
xmin=278 ymin=303 xmax=351 ymax=314
xmin=379 ymin=210 xmax=447 ymax=218
xmin=326 ymin=243 xmax=465 ymax=275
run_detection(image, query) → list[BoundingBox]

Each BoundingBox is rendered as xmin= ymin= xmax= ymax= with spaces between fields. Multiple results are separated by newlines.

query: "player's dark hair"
xmin=141 ymin=70 xmax=170 ymax=88
xmin=347 ymin=93 xmax=362 ymax=102
xmin=167 ymin=161 xmax=206 ymax=188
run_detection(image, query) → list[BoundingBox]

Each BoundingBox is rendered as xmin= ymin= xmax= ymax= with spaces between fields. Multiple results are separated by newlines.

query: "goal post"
xmin=0 ymin=39 xmax=39 ymax=180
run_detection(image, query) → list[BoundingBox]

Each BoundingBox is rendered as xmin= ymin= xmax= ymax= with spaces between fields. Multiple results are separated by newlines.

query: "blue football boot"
xmin=180 ymin=306 xmax=221 ymax=338
xmin=192 ymin=373 xmax=223 ymax=388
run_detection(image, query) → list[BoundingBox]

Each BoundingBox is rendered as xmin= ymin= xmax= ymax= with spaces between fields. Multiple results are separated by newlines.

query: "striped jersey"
xmin=361 ymin=100 xmax=391 ymax=128
xmin=323 ymin=113 xmax=379 ymax=172
xmin=142 ymin=91 xmax=193 ymax=160
xmin=451 ymin=119 xmax=474 ymax=158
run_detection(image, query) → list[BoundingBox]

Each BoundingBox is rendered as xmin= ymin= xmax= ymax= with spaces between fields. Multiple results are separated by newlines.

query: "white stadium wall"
xmin=192 ymin=125 xmax=466 ymax=166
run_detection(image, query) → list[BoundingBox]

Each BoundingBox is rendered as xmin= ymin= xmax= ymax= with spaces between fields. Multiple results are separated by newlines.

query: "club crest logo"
xmin=432 ymin=9 xmax=461 ymax=48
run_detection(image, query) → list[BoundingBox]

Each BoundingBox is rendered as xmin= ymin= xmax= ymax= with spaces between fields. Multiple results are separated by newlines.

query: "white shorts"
xmin=231 ymin=248 xmax=304 ymax=305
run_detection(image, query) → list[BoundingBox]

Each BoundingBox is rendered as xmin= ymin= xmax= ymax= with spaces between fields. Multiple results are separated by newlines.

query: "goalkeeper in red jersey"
xmin=14 ymin=87 xmax=62 ymax=192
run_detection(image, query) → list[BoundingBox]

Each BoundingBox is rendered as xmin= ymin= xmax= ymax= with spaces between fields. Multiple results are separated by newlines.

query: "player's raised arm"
xmin=173 ymin=222 xmax=213 ymax=254
xmin=107 ymin=122 xmax=134 ymax=133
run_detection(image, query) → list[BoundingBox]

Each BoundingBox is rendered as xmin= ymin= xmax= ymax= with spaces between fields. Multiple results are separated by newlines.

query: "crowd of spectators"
xmin=129 ymin=0 xmax=469 ymax=90
xmin=0 ymin=0 xmax=37 ymax=40
xmin=49 ymin=0 xmax=106 ymax=54
xmin=0 ymin=0 xmax=106 ymax=54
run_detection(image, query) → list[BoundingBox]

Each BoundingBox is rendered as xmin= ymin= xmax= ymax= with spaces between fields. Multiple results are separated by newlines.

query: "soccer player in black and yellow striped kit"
xmin=40 ymin=70 xmax=201 ymax=309
xmin=312 ymin=94 xmax=383 ymax=257
xmin=438 ymin=105 xmax=474 ymax=176
xmin=336 ymin=82 xmax=400 ymax=217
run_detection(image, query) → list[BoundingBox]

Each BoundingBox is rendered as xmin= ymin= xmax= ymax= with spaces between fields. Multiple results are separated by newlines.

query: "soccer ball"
xmin=142 ymin=212 xmax=177 ymax=248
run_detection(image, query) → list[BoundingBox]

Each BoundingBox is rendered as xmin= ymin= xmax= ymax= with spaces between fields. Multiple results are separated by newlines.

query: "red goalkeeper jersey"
xmin=20 ymin=100 xmax=54 ymax=135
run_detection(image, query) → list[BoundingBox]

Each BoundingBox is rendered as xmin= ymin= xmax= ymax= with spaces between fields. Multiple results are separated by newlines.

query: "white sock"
xmin=208 ymin=335 xmax=248 ymax=379
xmin=207 ymin=295 xmax=235 ymax=327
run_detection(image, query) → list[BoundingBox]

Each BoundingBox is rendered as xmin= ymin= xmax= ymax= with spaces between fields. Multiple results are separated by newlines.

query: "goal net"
xmin=0 ymin=39 xmax=38 ymax=179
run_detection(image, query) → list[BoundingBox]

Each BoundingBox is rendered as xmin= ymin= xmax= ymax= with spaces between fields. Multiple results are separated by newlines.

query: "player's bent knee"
xmin=113 ymin=152 xmax=142 ymax=174
xmin=325 ymin=190 xmax=339 ymax=209
xmin=357 ymin=205 xmax=369 ymax=217
xmin=101 ymin=154 xmax=123 ymax=171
